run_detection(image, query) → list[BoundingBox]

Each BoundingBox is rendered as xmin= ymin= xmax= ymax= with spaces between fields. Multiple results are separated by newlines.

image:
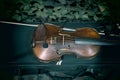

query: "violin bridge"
xmin=50 ymin=36 xmax=57 ymax=44
xmin=58 ymin=33 xmax=70 ymax=46
xmin=63 ymin=35 xmax=65 ymax=45
xmin=50 ymin=36 xmax=53 ymax=44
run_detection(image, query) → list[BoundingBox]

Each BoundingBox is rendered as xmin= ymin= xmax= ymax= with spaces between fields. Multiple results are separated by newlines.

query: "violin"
xmin=32 ymin=23 xmax=100 ymax=63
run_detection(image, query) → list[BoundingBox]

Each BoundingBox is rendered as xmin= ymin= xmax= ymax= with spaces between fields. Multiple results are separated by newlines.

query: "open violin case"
xmin=0 ymin=20 xmax=120 ymax=80
xmin=0 ymin=0 xmax=120 ymax=79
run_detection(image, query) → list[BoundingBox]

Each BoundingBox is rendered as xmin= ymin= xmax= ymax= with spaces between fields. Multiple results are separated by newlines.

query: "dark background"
xmin=0 ymin=0 xmax=120 ymax=80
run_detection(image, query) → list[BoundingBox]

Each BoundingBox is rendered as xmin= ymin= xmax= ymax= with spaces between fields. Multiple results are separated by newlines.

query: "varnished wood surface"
xmin=32 ymin=23 xmax=100 ymax=62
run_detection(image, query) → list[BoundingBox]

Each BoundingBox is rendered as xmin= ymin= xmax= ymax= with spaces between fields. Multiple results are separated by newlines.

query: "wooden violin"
xmin=32 ymin=23 xmax=100 ymax=63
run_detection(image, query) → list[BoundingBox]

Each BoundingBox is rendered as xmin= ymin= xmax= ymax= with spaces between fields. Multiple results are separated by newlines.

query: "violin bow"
xmin=0 ymin=21 xmax=120 ymax=45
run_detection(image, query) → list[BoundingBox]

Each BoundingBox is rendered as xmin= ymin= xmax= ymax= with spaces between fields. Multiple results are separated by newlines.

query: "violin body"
xmin=32 ymin=23 xmax=100 ymax=62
